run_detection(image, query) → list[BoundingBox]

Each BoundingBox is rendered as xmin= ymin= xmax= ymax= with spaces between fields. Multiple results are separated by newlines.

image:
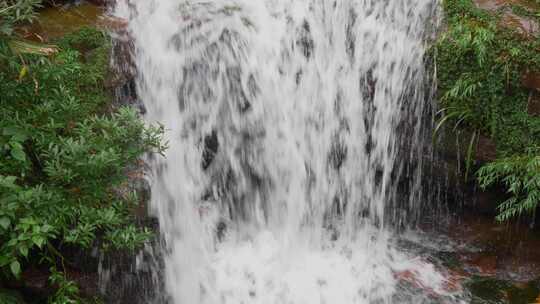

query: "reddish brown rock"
xmin=462 ymin=253 xmax=499 ymax=275
xmin=443 ymin=270 xmax=467 ymax=293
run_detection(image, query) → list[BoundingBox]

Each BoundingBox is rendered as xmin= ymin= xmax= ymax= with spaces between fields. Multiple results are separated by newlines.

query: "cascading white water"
xmin=113 ymin=0 xmax=462 ymax=303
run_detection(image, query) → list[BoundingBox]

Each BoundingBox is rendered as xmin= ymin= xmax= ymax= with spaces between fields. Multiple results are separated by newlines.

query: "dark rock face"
xmin=5 ymin=241 xmax=165 ymax=304
xmin=468 ymin=185 xmax=508 ymax=215
xmin=98 ymin=241 xmax=167 ymax=304
xmin=433 ymin=128 xmax=501 ymax=215
xmin=105 ymin=13 xmax=142 ymax=113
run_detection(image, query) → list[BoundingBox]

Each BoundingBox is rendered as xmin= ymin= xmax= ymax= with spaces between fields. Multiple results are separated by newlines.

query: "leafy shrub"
xmin=478 ymin=150 xmax=540 ymax=222
xmin=436 ymin=0 xmax=540 ymax=220
xmin=0 ymin=16 xmax=164 ymax=304
xmin=0 ymin=0 xmax=41 ymax=36
xmin=437 ymin=0 xmax=540 ymax=155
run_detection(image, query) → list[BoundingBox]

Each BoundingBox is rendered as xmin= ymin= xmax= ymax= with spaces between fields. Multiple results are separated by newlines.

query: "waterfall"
xmin=113 ymin=0 xmax=461 ymax=302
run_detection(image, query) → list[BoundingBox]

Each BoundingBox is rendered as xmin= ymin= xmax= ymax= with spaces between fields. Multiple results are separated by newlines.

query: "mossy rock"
xmin=466 ymin=276 xmax=540 ymax=303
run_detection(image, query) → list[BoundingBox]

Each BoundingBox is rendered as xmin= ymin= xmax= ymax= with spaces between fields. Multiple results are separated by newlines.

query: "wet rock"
xmin=106 ymin=15 xmax=139 ymax=111
xmin=99 ymin=241 xmax=166 ymax=304
xmin=433 ymin=125 xmax=509 ymax=215
xmin=443 ymin=270 xmax=468 ymax=293
xmin=467 ymin=255 xmax=498 ymax=276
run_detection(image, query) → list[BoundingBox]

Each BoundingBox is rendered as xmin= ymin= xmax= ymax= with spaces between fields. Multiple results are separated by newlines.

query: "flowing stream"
xmin=113 ymin=0 xmax=462 ymax=302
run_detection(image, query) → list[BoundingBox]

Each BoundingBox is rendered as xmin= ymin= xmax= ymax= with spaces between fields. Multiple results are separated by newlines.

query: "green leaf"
xmin=0 ymin=255 xmax=10 ymax=267
xmin=10 ymin=147 xmax=25 ymax=161
xmin=41 ymin=224 xmax=53 ymax=233
xmin=18 ymin=65 xmax=28 ymax=82
xmin=32 ymin=236 xmax=45 ymax=248
xmin=0 ymin=176 xmax=17 ymax=188
xmin=0 ymin=217 xmax=10 ymax=230
xmin=19 ymin=245 xmax=28 ymax=258
xmin=3 ymin=126 xmax=20 ymax=136
xmin=10 ymin=261 xmax=21 ymax=277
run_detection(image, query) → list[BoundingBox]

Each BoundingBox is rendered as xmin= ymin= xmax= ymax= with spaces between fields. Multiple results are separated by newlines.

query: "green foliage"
xmin=0 ymin=0 xmax=41 ymax=36
xmin=478 ymin=150 xmax=540 ymax=222
xmin=57 ymin=27 xmax=108 ymax=51
xmin=48 ymin=267 xmax=80 ymax=304
xmin=0 ymin=1 xmax=57 ymax=57
xmin=437 ymin=0 xmax=540 ymax=156
xmin=0 ymin=19 xmax=164 ymax=304
xmin=437 ymin=0 xmax=540 ymax=221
